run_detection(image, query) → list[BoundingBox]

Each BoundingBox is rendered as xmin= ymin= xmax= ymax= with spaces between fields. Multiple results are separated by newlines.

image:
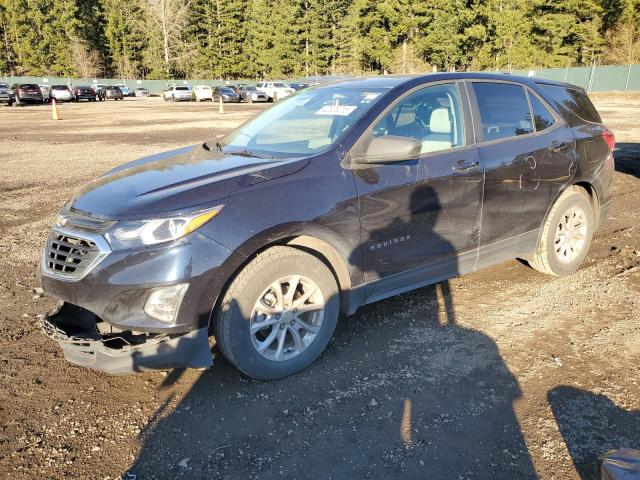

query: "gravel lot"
xmin=0 ymin=95 xmax=639 ymax=480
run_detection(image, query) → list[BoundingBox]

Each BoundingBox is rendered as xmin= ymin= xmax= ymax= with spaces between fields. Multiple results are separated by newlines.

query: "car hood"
xmin=69 ymin=144 xmax=310 ymax=220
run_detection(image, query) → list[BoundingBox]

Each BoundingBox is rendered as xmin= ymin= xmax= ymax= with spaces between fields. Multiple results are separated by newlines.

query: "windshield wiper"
xmin=227 ymin=149 xmax=273 ymax=159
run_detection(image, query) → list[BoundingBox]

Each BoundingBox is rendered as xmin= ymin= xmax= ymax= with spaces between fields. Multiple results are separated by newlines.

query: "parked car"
xmin=163 ymin=86 xmax=193 ymax=102
xmin=40 ymin=73 xmax=613 ymax=380
xmin=256 ymin=81 xmax=295 ymax=101
xmin=103 ymin=86 xmax=124 ymax=100
xmin=92 ymin=84 xmax=108 ymax=101
xmin=213 ymin=86 xmax=241 ymax=103
xmin=288 ymin=83 xmax=309 ymax=91
xmin=49 ymin=85 xmax=73 ymax=102
xmin=0 ymin=83 xmax=15 ymax=106
xmin=135 ymin=87 xmax=150 ymax=98
xmin=238 ymin=85 xmax=269 ymax=103
xmin=192 ymin=85 xmax=213 ymax=102
xmin=114 ymin=83 xmax=132 ymax=97
xmin=12 ymin=83 xmax=44 ymax=104
xmin=73 ymin=85 xmax=97 ymax=102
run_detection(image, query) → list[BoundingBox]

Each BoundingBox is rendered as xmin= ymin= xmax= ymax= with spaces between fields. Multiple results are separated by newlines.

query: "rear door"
xmin=469 ymin=81 xmax=577 ymax=265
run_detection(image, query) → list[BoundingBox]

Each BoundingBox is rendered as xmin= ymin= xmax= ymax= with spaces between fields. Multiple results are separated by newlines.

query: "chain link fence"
xmin=3 ymin=64 xmax=640 ymax=95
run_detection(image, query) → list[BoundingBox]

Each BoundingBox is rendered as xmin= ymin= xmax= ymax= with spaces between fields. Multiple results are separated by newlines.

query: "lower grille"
xmin=44 ymin=231 xmax=106 ymax=280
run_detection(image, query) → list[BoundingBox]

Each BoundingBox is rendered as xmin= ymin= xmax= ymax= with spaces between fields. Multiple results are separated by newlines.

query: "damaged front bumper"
xmin=41 ymin=303 xmax=213 ymax=374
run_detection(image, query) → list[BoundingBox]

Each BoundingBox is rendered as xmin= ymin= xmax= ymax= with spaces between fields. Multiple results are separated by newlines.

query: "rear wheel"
xmin=530 ymin=186 xmax=594 ymax=276
xmin=214 ymin=246 xmax=340 ymax=380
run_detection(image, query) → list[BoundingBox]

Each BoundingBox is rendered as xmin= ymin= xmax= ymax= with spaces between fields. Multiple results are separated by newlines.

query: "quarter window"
xmin=472 ymin=83 xmax=533 ymax=141
xmin=372 ymin=83 xmax=465 ymax=154
xmin=528 ymin=93 xmax=556 ymax=132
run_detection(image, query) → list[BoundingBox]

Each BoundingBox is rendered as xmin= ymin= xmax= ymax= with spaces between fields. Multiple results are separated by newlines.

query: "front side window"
xmin=221 ymin=86 xmax=387 ymax=158
xmin=528 ymin=93 xmax=556 ymax=132
xmin=372 ymin=83 xmax=465 ymax=154
xmin=473 ymin=83 xmax=533 ymax=141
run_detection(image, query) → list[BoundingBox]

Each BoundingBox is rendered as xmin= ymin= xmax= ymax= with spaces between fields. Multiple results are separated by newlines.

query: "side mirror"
xmin=354 ymin=135 xmax=422 ymax=164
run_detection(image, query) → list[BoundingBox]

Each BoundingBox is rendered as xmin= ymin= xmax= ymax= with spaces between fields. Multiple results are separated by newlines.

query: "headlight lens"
xmin=104 ymin=206 xmax=222 ymax=249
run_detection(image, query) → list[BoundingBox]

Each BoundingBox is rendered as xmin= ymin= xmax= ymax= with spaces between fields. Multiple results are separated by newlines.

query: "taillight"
xmin=603 ymin=129 xmax=615 ymax=153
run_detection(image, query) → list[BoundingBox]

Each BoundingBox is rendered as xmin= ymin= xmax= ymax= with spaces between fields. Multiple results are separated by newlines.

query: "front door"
xmin=351 ymin=82 xmax=484 ymax=302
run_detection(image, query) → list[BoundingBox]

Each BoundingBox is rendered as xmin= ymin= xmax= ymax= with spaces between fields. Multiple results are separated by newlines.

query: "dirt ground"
xmin=0 ymin=95 xmax=638 ymax=480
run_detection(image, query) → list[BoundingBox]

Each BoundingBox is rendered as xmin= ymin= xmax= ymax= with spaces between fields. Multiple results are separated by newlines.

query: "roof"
xmin=323 ymin=72 xmax=578 ymax=90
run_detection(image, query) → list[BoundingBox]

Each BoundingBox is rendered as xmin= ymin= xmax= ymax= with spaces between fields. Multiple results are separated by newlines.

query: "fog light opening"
xmin=144 ymin=284 xmax=189 ymax=324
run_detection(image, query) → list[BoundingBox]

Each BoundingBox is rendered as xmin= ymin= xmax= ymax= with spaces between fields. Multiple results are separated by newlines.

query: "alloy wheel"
xmin=250 ymin=275 xmax=325 ymax=362
xmin=554 ymin=206 xmax=587 ymax=263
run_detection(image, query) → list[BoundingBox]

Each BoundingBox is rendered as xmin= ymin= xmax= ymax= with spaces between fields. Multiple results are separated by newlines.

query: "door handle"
xmin=452 ymin=160 xmax=479 ymax=172
xmin=549 ymin=140 xmax=570 ymax=153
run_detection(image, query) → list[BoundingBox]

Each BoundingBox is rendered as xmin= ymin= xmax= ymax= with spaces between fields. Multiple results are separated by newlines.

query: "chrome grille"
xmin=44 ymin=231 xmax=106 ymax=280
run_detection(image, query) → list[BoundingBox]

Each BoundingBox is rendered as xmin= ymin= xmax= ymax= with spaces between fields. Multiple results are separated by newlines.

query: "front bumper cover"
xmin=41 ymin=302 xmax=212 ymax=374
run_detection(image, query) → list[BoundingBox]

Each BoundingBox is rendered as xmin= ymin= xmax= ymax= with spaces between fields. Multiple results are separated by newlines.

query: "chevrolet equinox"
xmin=41 ymin=73 xmax=614 ymax=379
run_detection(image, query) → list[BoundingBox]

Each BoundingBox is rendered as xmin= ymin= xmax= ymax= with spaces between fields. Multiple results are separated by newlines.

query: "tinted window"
xmin=528 ymin=93 xmax=556 ymax=131
xmin=473 ymin=83 xmax=533 ymax=141
xmin=21 ymin=84 xmax=39 ymax=89
xmin=176 ymin=86 xmax=190 ymax=91
xmin=373 ymin=83 xmax=464 ymax=154
xmin=542 ymin=85 xmax=601 ymax=124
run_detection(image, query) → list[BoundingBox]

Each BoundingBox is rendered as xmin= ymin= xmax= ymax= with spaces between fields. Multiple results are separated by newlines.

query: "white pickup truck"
xmin=256 ymin=82 xmax=295 ymax=102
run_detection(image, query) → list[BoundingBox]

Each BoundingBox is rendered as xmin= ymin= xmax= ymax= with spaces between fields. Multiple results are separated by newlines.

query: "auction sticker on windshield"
xmin=315 ymin=105 xmax=358 ymax=116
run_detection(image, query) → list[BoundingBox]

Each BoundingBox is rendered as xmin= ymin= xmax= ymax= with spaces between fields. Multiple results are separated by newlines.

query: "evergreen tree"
xmin=103 ymin=0 xmax=146 ymax=78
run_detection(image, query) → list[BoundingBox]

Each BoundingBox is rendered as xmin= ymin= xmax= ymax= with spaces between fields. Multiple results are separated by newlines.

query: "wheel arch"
xmin=531 ymin=181 xmax=599 ymax=256
xmin=208 ymin=226 xmax=359 ymax=331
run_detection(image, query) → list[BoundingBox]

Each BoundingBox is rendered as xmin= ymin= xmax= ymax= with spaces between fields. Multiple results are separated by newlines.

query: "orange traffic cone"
xmin=52 ymin=98 xmax=61 ymax=120
xmin=218 ymin=95 xmax=224 ymax=114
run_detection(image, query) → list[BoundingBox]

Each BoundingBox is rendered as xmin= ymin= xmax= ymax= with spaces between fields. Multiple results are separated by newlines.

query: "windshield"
xmin=51 ymin=85 xmax=68 ymax=90
xmin=273 ymin=83 xmax=286 ymax=88
xmin=219 ymin=87 xmax=234 ymax=93
xmin=221 ymin=86 xmax=387 ymax=158
xmin=176 ymin=86 xmax=190 ymax=91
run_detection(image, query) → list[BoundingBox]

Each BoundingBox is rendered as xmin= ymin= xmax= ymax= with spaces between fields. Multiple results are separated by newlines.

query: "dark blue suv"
xmin=41 ymin=73 xmax=614 ymax=379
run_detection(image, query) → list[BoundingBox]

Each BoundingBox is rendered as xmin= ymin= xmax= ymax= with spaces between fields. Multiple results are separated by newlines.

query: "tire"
xmin=529 ymin=186 xmax=594 ymax=276
xmin=214 ymin=246 xmax=340 ymax=380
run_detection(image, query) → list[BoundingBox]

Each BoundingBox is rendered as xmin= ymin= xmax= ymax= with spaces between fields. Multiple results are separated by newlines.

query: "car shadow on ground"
xmin=615 ymin=143 xmax=640 ymax=179
xmin=547 ymin=386 xmax=640 ymax=480
xmin=127 ymin=185 xmax=537 ymax=479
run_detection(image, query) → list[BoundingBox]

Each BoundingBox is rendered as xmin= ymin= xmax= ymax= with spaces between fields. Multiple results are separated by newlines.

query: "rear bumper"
xmin=41 ymin=302 xmax=212 ymax=373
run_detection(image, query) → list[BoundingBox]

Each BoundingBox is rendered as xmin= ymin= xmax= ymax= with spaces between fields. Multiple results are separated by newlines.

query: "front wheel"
xmin=530 ymin=186 xmax=594 ymax=276
xmin=214 ymin=246 xmax=340 ymax=379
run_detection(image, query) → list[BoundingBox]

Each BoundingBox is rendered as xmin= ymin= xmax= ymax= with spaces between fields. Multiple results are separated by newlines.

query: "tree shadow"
xmin=548 ymin=386 xmax=640 ymax=480
xmin=127 ymin=184 xmax=537 ymax=479
xmin=614 ymin=143 xmax=640 ymax=179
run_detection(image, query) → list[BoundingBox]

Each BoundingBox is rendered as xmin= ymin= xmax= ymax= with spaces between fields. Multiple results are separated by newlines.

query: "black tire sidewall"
xmin=543 ymin=192 xmax=594 ymax=276
xmin=217 ymin=251 xmax=339 ymax=379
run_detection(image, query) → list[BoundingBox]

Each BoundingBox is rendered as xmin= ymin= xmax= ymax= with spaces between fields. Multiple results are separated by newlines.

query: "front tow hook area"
xmin=40 ymin=303 xmax=213 ymax=374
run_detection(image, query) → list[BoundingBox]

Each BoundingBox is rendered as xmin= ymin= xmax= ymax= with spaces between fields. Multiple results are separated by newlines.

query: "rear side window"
xmin=528 ymin=93 xmax=556 ymax=131
xmin=542 ymin=85 xmax=601 ymax=124
xmin=472 ymin=83 xmax=533 ymax=141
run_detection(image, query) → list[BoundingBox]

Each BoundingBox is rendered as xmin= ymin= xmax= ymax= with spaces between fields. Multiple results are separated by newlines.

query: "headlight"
xmin=104 ymin=206 xmax=222 ymax=250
